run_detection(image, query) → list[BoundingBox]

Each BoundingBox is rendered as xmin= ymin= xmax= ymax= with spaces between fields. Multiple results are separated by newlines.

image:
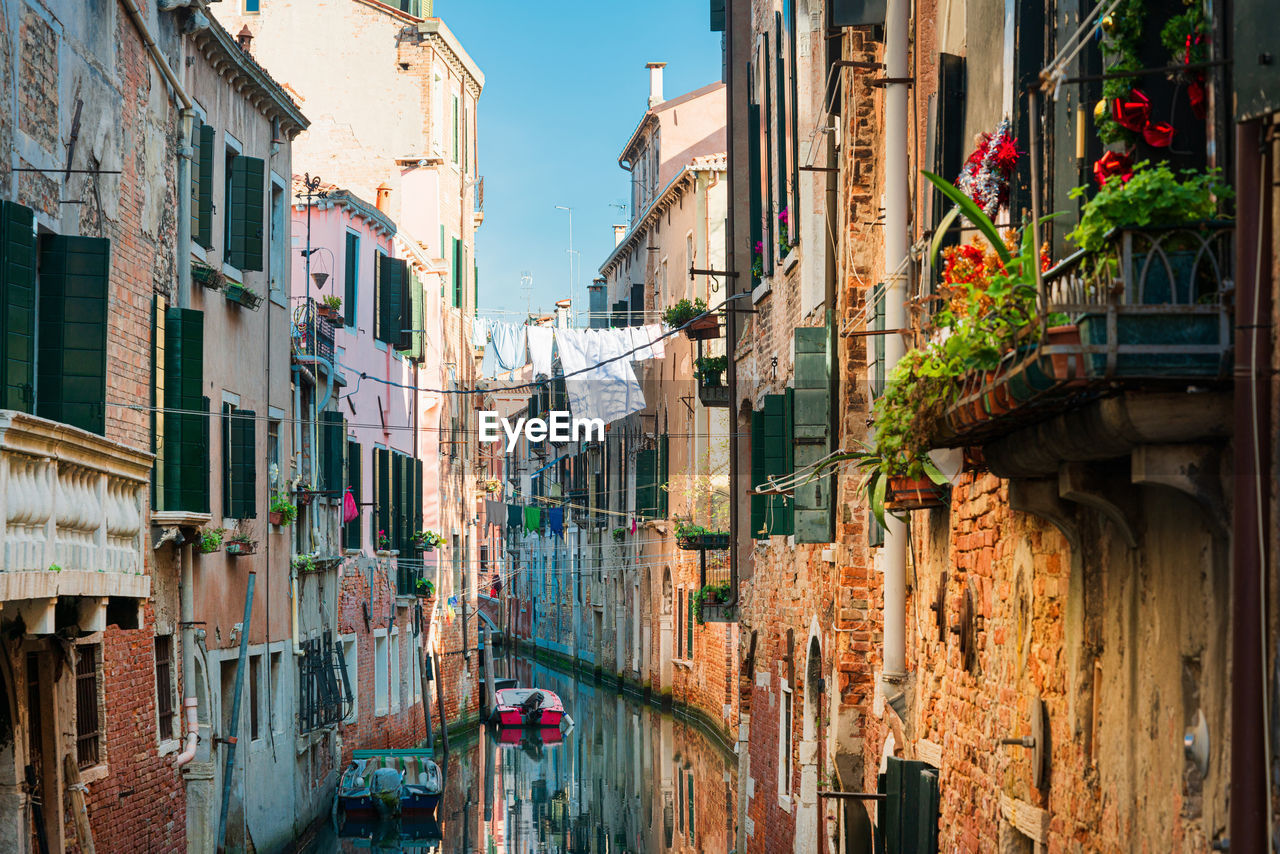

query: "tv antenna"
xmin=520 ymin=271 xmax=533 ymax=316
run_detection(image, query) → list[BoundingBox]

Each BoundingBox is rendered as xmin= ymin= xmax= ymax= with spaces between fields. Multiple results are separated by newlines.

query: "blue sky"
xmin=437 ymin=0 xmax=723 ymax=321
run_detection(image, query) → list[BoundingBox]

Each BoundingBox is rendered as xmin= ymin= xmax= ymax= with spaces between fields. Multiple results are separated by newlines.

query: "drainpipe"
xmin=216 ymin=572 xmax=256 ymax=853
xmin=880 ymin=0 xmax=910 ymax=691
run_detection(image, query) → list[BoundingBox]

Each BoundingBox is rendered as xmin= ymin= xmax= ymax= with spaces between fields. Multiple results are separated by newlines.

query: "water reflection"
xmin=315 ymin=653 xmax=738 ymax=853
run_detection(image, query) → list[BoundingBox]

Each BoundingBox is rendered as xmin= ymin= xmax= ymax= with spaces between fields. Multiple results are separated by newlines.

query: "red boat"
xmin=491 ymin=688 xmax=565 ymax=729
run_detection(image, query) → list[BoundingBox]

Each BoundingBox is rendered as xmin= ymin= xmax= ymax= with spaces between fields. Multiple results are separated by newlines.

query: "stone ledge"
xmin=0 ymin=570 xmax=150 ymax=601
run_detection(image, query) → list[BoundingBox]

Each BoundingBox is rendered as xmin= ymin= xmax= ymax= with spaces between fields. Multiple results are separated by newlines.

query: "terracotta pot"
xmin=269 ymin=509 xmax=285 ymax=526
xmin=1045 ymin=325 xmax=1087 ymax=386
xmin=886 ymin=476 xmax=948 ymax=510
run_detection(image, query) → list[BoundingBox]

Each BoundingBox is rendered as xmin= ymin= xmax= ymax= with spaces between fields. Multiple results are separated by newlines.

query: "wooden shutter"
xmin=611 ymin=300 xmax=628 ymax=328
xmin=229 ymin=409 xmax=257 ymax=518
xmin=830 ymin=0 xmax=886 ymax=26
xmin=228 ymin=155 xmax=265 ymax=271
xmin=343 ymin=440 xmax=362 ymax=549
xmin=761 ymin=42 xmax=774 ymax=275
xmin=343 ymin=231 xmax=359 ymax=328
xmin=190 ymin=117 xmax=203 ymax=247
xmin=36 ymin=234 xmax=109 ymax=435
xmin=397 ymin=269 xmax=417 ymax=353
xmin=635 ymin=448 xmax=657 ymax=519
xmin=709 ymin=0 xmax=725 ymax=30
xmin=630 ymin=282 xmax=645 ymax=327
xmin=774 ymin=13 xmax=788 ymax=244
xmin=747 ymin=102 xmax=763 ymax=286
xmin=883 ymin=757 xmax=939 ymax=854
xmin=0 ymin=201 xmax=36 ymax=413
xmin=750 ymin=410 xmax=768 ymax=539
xmin=793 ymin=321 xmax=834 ymax=543
xmin=196 ymin=124 xmax=215 ymax=249
xmin=761 ymin=392 xmax=793 ymax=536
xmin=319 ymin=410 xmax=345 ymax=494
xmin=871 ymin=282 xmax=886 ymax=398
xmin=376 ymin=254 xmax=405 ymax=345
xmin=930 ymin=55 xmax=966 ymax=253
xmin=164 ymin=308 xmax=209 ymax=513
xmin=657 ymin=433 xmax=669 ymax=518
xmin=451 ymin=238 xmax=461 ymax=308
xmin=406 ymin=270 xmax=424 ymax=360
xmin=374 ymin=448 xmax=390 ymax=549
xmin=687 ymin=595 xmax=695 ymax=656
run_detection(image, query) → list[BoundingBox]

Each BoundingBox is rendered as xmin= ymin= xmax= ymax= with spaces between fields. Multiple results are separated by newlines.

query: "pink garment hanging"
xmin=630 ymin=517 xmax=637 ymax=535
xmin=343 ymin=489 xmax=359 ymax=523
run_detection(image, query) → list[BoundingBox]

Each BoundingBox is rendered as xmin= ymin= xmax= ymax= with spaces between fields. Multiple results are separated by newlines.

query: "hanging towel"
xmin=630 ymin=517 xmax=637 ymax=534
xmin=524 ymin=505 xmax=541 ymax=536
xmin=507 ymin=504 xmax=523 ymax=533
xmin=626 ymin=323 xmax=668 ymax=362
xmin=343 ymin=489 xmax=359 ymax=523
xmin=527 ymin=326 xmax=555 ymax=378
xmin=471 ymin=316 xmax=491 ymax=349
xmin=485 ymin=499 xmax=505 ymax=530
xmin=555 ymin=328 xmax=646 ymax=426
xmin=481 ymin=322 xmax=529 ymax=378
xmin=548 ymin=506 xmax=564 ymax=536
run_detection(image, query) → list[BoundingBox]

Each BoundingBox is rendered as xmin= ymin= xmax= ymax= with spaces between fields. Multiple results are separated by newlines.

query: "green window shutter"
xmin=196 ymin=124 xmax=215 ymax=249
xmin=916 ymin=767 xmax=940 ymax=853
xmin=761 ymin=43 xmax=774 ymax=274
xmin=774 ymin=13 xmax=788 ymax=242
xmin=0 ymin=201 xmax=36 ymax=413
xmin=319 ymin=411 xmax=345 ymax=493
xmin=376 ymin=254 xmax=405 ymax=345
xmin=710 ymin=0 xmax=725 ymax=30
xmin=473 ymin=262 xmax=479 ymax=318
xmin=407 ymin=270 xmax=424 ymax=360
xmin=451 ymin=238 xmax=461 ymax=308
xmin=451 ymin=94 xmax=459 ymax=163
xmin=397 ymin=267 xmax=416 ymax=353
xmin=344 ymin=231 xmax=359 ymax=328
xmin=884 ymin=757 xmax=935 ymax=854
xmin=872 ymin=282 xmax=886 ymax=398
xmin=375 ymin=448 xmax=391 ymax=549
xmin=658 ymin=433 xmax=669 ymax=518
xmin=747 ymin=103 xmax=763 ymax=286
xmin=750 ymin=410 xmax=767 ymax=539
xmin=761 ymin=393 xmax=793 ymax=536
xmin=163 ymin=307 xmax=208 ymax=513
xmin=230 ymin=409 xmax=257 ymax=518
xmin=222 ymin=403 xmax=233 ymax=516
xmin=36 ymin=234 xmax=109 ymax=435
xmin=228 ymin=155 xmax=265 ymax=271
xmin=343 ymin=440 xmax=362 ymax=550
xmin=793 ymin=321 xmax=834 ymax=543
xmin=930 ymin=55 xmax=966 ymax=256
xmin=635 ymin=448 xmax=657 ymax=519
xmin=189 ymin=117 xmax=202 ymax=247
xmin=687 ymin=593 xmax=694 ymax=656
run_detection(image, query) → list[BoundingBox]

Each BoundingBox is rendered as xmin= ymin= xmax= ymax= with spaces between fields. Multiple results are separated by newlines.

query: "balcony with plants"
xmin=845 ymin=163 xmax=1233 ymax=518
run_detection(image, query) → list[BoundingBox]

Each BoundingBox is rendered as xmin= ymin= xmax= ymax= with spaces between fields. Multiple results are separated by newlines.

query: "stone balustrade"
xmin=0 ymin=411 xmax=152 ymax=632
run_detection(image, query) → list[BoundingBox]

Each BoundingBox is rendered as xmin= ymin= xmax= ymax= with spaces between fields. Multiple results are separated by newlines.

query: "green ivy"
xmin=692 ymin=582 xmax=732 ymax=625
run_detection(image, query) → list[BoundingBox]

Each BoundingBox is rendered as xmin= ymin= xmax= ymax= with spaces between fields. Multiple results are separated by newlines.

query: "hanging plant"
xmin=412 ymin=529 xmax=446 ymax=550
xmin=269 ymin=492 xmax=297 ymax=526
xmin=661 ymin=298 xmax=709 ymax=328
xmin=292 ymin=554 xmax=317 ymax=573
xmin=612 ymin=526 xmax=626 ymax=543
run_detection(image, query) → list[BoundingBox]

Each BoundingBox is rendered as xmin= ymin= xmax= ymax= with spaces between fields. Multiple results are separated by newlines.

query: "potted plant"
xmin=778 ymin=207 xmax=793 ymax=258
xmin=483 ymin=479 xmax=502 ymax=494
xmin=612 ymin=526 xmax=626 ymax=544
xmin=692 ymin=582 xmax=733 ymax=624
xmin=318 ymin=295 xmax=343 ymax=321
xmin=415 ymin=578 xmax=436 ymax=598
xmin=376 ymin=529 xmax=392 ymax=552
xmin=662 ymin=298 xmax=718 ymax=340
xmin=192 ymin=259 xmax=226 ymax=291
xmin=674 ymin=521 xmax=730 ymax=551
xmin=412 ymin=530 xmax=445 ymax=551
xmin=225 ymin=531 xmax=257 ymax=557
xmin=295 ymin=482 xmax=315 ymax=506
xmin=225 ymin=282 xmax=263 ymax=310
xmin=269 ymin=492 xmax=297 ymax=526
xmin=291 ymin=554 xmax=317 ymax=573
xmin=694 ymin=354 xmax=727 ymax=388
xmin=197 ymin=527 xmax=225 ymax=554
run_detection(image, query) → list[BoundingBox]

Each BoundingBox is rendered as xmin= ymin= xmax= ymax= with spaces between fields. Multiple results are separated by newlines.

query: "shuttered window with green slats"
xmin=374 ymin=447 xmax=391 ymax=549
xmin=227 ymin=154 xmax=265 ymax=271
xmin=658 ymin=433 xmax=669 ymax=518
xmin=344 ymin=230 xmax=359 ymax=329
xmin=871 ymin=282 xmax=886 ymax=398
xmin=747 ymin=102 xmax=763 ymax=287
xmin=774 ymin=12 xmax=789 ymax=255
xmin=0 ymin=201 xmax=35 ymax=413
xmin=37 ymin=234 xmax=109 ymax=435
xmin=223 ymin=405 xmax=257 ymax=519
xmin=879 ymin=757 xmax=941 ymax=854
xmin=793 ymin=320 xmax=834 ymax=543
xmin=710 ymin=0 xmax=725 ymax=30
xmin=319 ymin=410 xmax=345 ymax=495
xmin=343 ymin=440 xmax=362 ymax=550
xmin=451 ymin=238 xmax=462 ymax=309
xmin=401 ymin=270 xmax=423 ymax=358
xmin=635 ymin=447 xmax=658 ymax=520
xmin=161 ymin=307 xmax=209 ymax=513
xmin=375 ymin=253 xmax=407 ymax=346
xmin=750 ymin=393 xmax=793 ymax=538
xmin=195 ymin=124 xmax=215 ymax=249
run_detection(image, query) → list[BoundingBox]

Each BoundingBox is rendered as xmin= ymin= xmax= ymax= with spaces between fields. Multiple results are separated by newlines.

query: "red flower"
xmin=1093 ymin=150 xmax=1134 ymax=188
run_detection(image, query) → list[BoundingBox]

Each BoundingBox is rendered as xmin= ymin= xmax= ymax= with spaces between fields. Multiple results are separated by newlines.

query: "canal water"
xmin=307 ymin=653 xmax=739 ymax=853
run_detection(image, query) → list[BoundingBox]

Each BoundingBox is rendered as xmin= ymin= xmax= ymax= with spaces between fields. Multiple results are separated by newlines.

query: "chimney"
xmin=613 ymin=224 xmax=627 ymax=246
xmin=554 ymin=299 xmax=572 ymax=329
xmin=646 ymin=62 xmax=666 ymax=108
xmin=236 ymin=25 xmax=253 ymax=53
xmin=375 ymin=182 xmax=392 ymax=213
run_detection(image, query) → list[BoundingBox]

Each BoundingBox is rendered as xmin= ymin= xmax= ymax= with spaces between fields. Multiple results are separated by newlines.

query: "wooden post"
xmin=63 ymin=755 xmax=95 ymax=854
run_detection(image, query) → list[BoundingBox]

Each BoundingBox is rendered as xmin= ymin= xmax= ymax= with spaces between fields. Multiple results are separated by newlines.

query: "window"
xmin=267 ymin=419 xmax=280 ymax=488
xmin=687 ymin=769 xmax=695 ymax=844
xmin=750 ymin=393 xmax=794 ymax=538
xmin=154 ymin=301 xmax=209 ymax=513
xmin=462 ymin=101 xmax=469 ymax=173
xmin=411 ymin=636 xmax=422 ymax=701
xmin=779 ymin=677 xmax=793 ymax=802
xmin=244 ymin=0 xmax=260 ymax=11
xmin=343 ymin=230 xmax=359 ymax=329
xmin=432 ymin=74 xmax=444 ymax=154
xmin=155 ymin=635 xmax=176 ymax=739
xmin=75 ymin=643 xmax=102 ymax=768
xmin=222 ymin=402 xmax=257 ymax=519
xmin=341 ymin=637 xmax=358 ymax=723
xmin=374 ymin=632 xmax=389 ymax=716
xmin=391 ymin=629 xmax=401 ymax=712
xmin=687 ymin=592 xmax=695 ymax=658
xmin=192 ymin=121 xmax=215 ymax=249
xmin=373 ymin=252 xmax=408 ymax=346
xmin=269 ymin=651 xmax=283 ymax=732
xmin=451 ymin=93 xmax=459 ymax=163
xmin=249 ymin=654 xmax=261 ymax=740
xmin=269 ymin=178 xmax=285 ymax=296
xmin=223 ymin=142 xmax=265 ymax=272
xmin=343 ymin=440 xmax=362 ymax=550
xmin=450 ymin=237 xmax=462 ymax=308
xmin=676 ymin=589 xmax=684 ymax=658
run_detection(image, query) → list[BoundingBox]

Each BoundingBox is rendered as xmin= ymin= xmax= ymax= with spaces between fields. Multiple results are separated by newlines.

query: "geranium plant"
xmin=694 ymin=354 xmax=727 ymax=386
xmin=377 ymin=529 xmax=392 ymax=550
xmin=661 ymin=297 xmax=709 ymax=328
xmin=412 ymin=530 xmax=446 ymax=550
xmin=778 ymin=207 xmax=793 ymax=256
xmin=269 ymin=492 xmax=297 ymax=526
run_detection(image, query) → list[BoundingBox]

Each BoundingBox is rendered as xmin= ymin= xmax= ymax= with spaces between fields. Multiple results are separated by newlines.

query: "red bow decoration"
xmin=1111 ymin=88 xmax=1174 ymax=148
xmin=1093 ymin=150 xmax=1134 ymax=188
xmin=1185 ymin=33 xmax=1207 ymax=119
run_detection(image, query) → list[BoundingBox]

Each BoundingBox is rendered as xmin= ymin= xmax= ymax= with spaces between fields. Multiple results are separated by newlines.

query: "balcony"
xmin=0 ymin=411 xmax=152 ymax=633
xmin=293 ymin=299 xmax=337 ymax=367
xmin=930 ymin=223 xmax=1233 ymax=458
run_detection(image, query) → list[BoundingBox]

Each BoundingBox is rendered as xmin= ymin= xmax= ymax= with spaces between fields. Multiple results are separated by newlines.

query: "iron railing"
xmin=298 ymin=630 xmax=351 ymax=733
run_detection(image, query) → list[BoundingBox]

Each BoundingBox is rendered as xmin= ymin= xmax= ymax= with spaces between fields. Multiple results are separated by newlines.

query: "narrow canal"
xmin=307 ymin=652 xmax=739 ymax=852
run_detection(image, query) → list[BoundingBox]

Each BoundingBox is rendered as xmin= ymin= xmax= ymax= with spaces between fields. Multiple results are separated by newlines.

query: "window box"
xmin=676 ymin=531 xmax=730 ymax=551
xmin=226 ymin=539 xmax=258 ymax=557
xmin=192 ymin=260 xmax=226 ymax=291
xmin=884 ymin=476 xmax=948 ymax=511
xmin=225 ymin=283 xmax=263 ymax=311
xmin=698 ymin=383 xmax=730 ymax=408
xmin=683 ymin=314 xmax=721 ymax=341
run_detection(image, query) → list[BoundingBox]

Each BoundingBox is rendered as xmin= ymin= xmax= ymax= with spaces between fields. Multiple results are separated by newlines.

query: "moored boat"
xmin=337 ymin=749 xmax=442 ymax=820
xmin=490 ymin=687 xmax=565 ymax=729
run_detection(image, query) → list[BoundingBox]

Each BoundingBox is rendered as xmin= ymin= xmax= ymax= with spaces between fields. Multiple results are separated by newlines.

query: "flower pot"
xmin=317 ymin=305 xmax=336 ymax=319
xmin=1044 ymin=325 xmax=1087 ymax=386
xmin=699 ymin=371 xmax=723 ymax=387
xmin=226 ymin=541 xmax=257 ymax=557
xmin=296 ymin=491 xmax=314 ymax=506
xmin=683 ymin=314 xmax=721 ymax=341
xmin=886 ymin=476 xmax=948 ymax=510
xmin=269 ymin=510 xmax=285 ymax=526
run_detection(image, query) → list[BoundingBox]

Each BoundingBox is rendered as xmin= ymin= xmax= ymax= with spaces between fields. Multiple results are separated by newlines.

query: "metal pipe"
xmin=1230 ymin=117 xmax=1272 ymax=854
xmin=216 ymin=571 xmax=255 ymax=851
xmin=177 ymin=550 xmax=197 ymax=764
xmin=174 ymin=698 xmax=199 ymax=767
xmin=880 ymin=0 xmax=911 ymax=684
